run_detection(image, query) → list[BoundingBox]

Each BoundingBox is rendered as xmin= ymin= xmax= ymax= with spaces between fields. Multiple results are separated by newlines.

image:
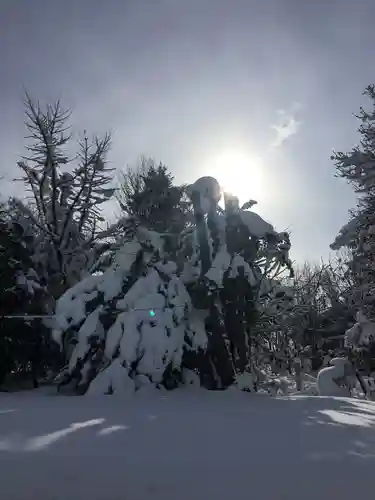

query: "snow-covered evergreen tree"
xmin=0 ymin=207 xmax=54 ymax=387
xmin=53 ymin=176 xmax=293 ymax=395
xmin=331 ymin=85 xmax=375 ymax=319
xmin=52 ymin=217 xmax=207 ymax=395
xmin=13 ymin=95 xmax=115 ymax=298
xmin=117 ymin=157 xmax=193 ymax=236
xmin=331 ymin=85 xmax=375 ymax=371
xmin=180 ymin=177 xmax=294 ymax=390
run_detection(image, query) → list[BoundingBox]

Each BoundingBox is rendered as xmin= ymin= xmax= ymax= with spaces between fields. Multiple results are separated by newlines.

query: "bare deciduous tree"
xmin=13 ymin=94 xmax=115 ymax=297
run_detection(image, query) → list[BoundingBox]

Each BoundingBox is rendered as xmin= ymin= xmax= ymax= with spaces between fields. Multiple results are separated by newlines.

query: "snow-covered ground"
xmin=1 ymin=389 xmax=375 ymax=499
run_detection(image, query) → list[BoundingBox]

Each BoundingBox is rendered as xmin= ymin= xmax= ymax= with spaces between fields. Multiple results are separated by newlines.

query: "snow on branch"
xmin=13 ymin=94 xmax=116 ymax=293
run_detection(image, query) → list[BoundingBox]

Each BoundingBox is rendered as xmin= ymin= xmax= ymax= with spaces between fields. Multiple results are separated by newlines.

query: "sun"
xmin=203 ymin=148 xmax=266 ymax=205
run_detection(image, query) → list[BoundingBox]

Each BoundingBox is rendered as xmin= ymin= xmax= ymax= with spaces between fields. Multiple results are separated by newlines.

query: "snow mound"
xmin=86 ymin=359 xmax=134 ymax=397
xmin=345 ymin=311 xmax=375 ymax=349
xmin=316 ymin=358 xmax=357 ymax=397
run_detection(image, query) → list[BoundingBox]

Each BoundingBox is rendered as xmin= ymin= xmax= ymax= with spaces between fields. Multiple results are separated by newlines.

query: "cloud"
xmin=270 ymin=105 xmax=302 ymax=147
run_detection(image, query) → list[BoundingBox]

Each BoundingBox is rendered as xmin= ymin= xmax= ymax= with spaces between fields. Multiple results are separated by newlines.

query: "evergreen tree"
xmin=53 ymin=217 xmax=206 ymax=395
xmin=0 ymin=207 xmax=54 ymax=388
xmin=117 ymin=157 xmax=193 ymax=236
xmin=331 ymin=85 xmax=375 ymax=373
xmin=53 ymin=177 xmax=293 ymax=395
xmin=331 ymin=85 xmax=375 ymax=318
xmin=180 ymin=177 xmax=294 ymax=390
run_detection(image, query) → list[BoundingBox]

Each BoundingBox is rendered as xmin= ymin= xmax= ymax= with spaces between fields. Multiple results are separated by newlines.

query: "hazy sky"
xmin=1 ymin=0 xmax=374 ymax=263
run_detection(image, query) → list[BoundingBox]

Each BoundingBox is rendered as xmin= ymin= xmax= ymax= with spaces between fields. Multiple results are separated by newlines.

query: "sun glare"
xmin=203 ymin=148 xmax=266 ymax=206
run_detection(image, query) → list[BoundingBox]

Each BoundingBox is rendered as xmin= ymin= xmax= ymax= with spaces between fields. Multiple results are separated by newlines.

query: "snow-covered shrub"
xmin=252 ymin=282 xmax=296 ymax=371
xmin=53 ymin=218 xmax=207 ymax=395
xmin=233 ymin=372 xmax=257 ymax=392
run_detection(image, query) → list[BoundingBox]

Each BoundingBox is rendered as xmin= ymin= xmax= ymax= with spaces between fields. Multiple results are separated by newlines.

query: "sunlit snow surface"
xmin=1 ymin=389 xmax=375 ymax=499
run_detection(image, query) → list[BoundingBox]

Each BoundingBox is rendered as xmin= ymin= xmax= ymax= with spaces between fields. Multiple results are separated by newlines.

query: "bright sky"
xmin=1 ymin=0 xmax=374 ymax=263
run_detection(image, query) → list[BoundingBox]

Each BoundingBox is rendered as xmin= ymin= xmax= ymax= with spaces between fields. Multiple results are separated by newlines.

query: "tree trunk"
xmin=191 ymin=190 xmax=211 ymax=276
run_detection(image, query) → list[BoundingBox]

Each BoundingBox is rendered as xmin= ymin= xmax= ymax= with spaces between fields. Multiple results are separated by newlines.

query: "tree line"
xmin=1 ymin=87 xmax=374 ymax=394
